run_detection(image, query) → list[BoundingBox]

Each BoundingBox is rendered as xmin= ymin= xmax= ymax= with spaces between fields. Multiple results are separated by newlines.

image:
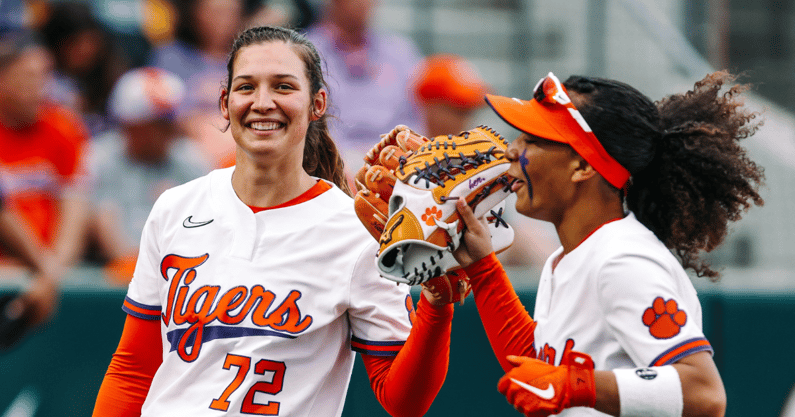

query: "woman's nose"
xmin=252 ymin=88 xmax=276 ymax=111
xmin=505 ymin=140 xmax=519 ymax=162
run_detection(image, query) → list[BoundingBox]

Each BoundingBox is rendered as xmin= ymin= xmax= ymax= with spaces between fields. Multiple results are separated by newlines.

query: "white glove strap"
xmin=614 ymin=366 xmax=683 ymax=417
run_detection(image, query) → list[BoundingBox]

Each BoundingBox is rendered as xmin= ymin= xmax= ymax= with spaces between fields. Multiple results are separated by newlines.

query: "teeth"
xmin=250 ymin=121 xmax=282 ymax=131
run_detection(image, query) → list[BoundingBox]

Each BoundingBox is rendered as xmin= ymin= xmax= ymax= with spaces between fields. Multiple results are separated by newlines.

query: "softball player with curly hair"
xmin=453 ymin=71 xmax=763 ymax=416
xmin=92 ymin=26 xmax=453 ymax=417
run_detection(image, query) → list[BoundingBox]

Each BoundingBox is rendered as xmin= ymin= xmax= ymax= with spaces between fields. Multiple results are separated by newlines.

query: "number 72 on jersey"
xmin=210 ymin=354 xmax=286 ymax=415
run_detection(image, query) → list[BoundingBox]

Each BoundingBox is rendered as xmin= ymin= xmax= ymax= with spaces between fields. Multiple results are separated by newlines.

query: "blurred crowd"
xmin=0 ymin=0 xmax=555 ymax=327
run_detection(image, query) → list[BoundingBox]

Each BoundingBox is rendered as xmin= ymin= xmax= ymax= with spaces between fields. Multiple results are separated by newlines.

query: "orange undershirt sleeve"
xmin=362 ymin=294 xmax=453 ymax=417
xmin=93 ymin=315 xmax=163 ymax=417
xmin=463 ymin=252 xmax=537 ymax=372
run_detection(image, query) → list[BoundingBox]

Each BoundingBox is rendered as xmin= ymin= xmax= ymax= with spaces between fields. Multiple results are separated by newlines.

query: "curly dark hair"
xmin=564 ymin=71 xmax=764 ymax=279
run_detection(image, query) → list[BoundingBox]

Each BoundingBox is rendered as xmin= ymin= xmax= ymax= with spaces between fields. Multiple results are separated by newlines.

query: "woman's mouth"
xmin=510 ymin=178 xmax=525 ymax=192
xmin=248 ymin=121 xmax=284 ymax=131
xmin=506 ymin=173 xmax=532 ymax=199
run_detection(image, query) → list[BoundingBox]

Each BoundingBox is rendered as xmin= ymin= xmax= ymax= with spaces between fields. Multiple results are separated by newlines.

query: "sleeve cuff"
xmin=417 ymin=292 xmax=454 ymax=320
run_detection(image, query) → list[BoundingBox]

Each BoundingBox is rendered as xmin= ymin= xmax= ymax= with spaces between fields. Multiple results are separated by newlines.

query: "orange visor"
xmin=485 ymin=72 xmax=630 ymax=189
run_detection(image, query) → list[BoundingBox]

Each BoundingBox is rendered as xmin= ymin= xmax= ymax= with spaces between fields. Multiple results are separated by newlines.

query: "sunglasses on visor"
xmin=531 ymin=72 xmax=630 ymax=189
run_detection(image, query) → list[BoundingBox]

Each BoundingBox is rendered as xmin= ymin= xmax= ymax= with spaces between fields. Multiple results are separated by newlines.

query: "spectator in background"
xmin=0 ymin=30 xmax=91 ymax=270
xmin=412 ymin=53 xmax=557 ymax=268
xmin=0 ymin=193 xmax=63 ymax=330
xmin=38 ymin=1 xmax=129 ymax=136
xmin=243 ymin=0 xmax=291 ymax=28
xmin=304 ymin=0 xmax=425 ymax=169
xmin=147 ymin=0 xmax=247 ymax=168
xmin=245 ymin=0 xmax=320 ymax=30
xmin=89 ymin=67 xmax=210 ymax=284
xmin=413 ymin=53 xmax=491 ymax=138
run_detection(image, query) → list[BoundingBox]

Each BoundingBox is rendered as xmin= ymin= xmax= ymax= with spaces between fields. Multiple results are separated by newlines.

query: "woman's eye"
xmin=276 ymin=83 xmax=294 ymax=90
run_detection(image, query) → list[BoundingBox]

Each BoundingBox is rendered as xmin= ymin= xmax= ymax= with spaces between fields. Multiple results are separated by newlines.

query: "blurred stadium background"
xmin=1 ymin=0 xmax=795 ymax=416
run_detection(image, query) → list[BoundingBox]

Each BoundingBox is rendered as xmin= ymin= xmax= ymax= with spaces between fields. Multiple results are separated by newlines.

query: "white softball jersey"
xmin=532 ymin=213 xmax=712 ymax=416
xmin=121 ymin=167 xmax=413 ymax=417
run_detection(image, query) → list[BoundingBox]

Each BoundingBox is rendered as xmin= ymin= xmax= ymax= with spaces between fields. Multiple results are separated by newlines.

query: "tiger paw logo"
xmin=421 ymin=206 xmax=442 ymax=226
xmin=405 ymin=295 xmax=416 ymax=326
xmin=642 ymin=297 xmax=687 ymax=339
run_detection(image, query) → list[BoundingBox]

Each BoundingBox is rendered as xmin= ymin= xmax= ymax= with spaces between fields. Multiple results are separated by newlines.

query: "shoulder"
xmin=316 ymin=183 xmax=364 ymax=223
xmin=40 ymin=104 xmax=89 ymax=145
xmin=161 ymin=167 xmax=216 ymax=196
xmin=587 ymin=213 xmax=674 ymax=263
xmin=140 ymin=169 xmax=219 ymax=234
xmin=569 ymin=214 xmax=681 ymax=285
xmin=152 ymin=168 xmax=215 ymax=208
xmin=586 ymin=214 xmax=689 ymax=293
xmin=313 ymin=181 xmax=374 ymax=242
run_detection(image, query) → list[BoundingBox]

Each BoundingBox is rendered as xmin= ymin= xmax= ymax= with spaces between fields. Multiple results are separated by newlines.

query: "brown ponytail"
xmin=304 ymin=115 xmax=352 ymax=196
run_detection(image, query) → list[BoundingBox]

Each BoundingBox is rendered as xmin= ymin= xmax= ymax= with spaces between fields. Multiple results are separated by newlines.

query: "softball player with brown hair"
xmin=92 ymin=26 xmax=453 ymax=417
xmin=453 ymin=72 xmax=763 ymax=416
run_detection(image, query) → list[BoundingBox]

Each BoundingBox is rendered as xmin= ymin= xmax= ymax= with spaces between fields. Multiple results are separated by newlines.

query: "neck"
xmin=555 ymin=187 xmax=624 ymax=254
xmin=231 ymin=152 xmax=315 ymax=208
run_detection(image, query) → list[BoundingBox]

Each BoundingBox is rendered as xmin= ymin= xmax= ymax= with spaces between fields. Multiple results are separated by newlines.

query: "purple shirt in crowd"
xmin=304 ymin=24 xmax=426 ymax=167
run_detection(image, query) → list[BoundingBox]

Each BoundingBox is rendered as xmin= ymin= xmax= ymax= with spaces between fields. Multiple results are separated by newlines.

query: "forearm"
xmin=95 ymin=206 xmax=135 ymax=260
xmin=54 ymin=195 xmax=89 ymax=266
xmin=93 ymin=315 xmax=162 ymax=417
xmin=593 ymin=352 xmax=725 ymax=417
xmin=94 ymin=357 xmax=154 ymax=417
xmin=463 ymin=252 xmax=537 ymax=371
xmin=0 ymin=208 xmax=48 ymax=272
xmin=367 ymin=294 xmax=453 ymax=417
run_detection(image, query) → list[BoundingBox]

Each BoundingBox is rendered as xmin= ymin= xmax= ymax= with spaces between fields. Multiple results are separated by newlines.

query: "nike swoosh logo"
xmin=510 ymin=379 xmax=555 ymax=400
xmin=183 ymin=216 xmax=214 ymax=228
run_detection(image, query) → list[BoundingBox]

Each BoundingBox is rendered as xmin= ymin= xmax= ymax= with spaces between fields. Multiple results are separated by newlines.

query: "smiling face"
xmin=506 ymin=133 xmax=581 ymax=223
xmin=220 ymin=41 xmax=326 ymax=166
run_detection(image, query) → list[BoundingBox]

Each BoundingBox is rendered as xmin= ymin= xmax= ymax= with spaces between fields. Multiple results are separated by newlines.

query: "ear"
xmin=570 ymin=154 xmax=598 ymax=183
xmin=311 ymin=88 xmax=328 ymax=121
xmin=220 ymin=88 xmax=230 ymax=121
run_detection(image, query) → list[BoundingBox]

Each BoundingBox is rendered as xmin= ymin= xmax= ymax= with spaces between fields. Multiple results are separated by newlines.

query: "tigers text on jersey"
xmin=533 ymin=213 xmax=712 ymax=416
xmin=122 ymin=167 xmax=413 ymax=417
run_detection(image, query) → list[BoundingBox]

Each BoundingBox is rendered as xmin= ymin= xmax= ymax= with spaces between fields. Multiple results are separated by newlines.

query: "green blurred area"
xmin=0 ymin=271 xmax=792 ymax=417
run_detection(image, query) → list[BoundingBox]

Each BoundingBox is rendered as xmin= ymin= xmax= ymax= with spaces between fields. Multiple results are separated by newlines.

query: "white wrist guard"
xmin=614 ymin=366 xmax=683 ymax=417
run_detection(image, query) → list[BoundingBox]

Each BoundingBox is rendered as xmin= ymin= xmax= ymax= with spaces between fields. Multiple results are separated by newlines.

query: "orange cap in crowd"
xmin=414 ymin=54 xmax=490 ymax=110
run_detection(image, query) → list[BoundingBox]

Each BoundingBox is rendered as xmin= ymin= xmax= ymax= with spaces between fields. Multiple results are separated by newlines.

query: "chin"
xmin=514 ymin=199 xmax=533 ymax=218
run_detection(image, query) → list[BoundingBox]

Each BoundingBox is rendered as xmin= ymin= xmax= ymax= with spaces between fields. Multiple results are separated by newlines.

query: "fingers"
xmin=453 ymin=199 xmax=495 ymax=266
xmin=354 ymin=191 xmax=389 ymax=240
xmin=506 ymin=355 xmax=534 ymax=367
xmin=455 ymin=199 xmax=482 ymax=232
xmin=497 ymin=373 xmax=512 ymax=395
